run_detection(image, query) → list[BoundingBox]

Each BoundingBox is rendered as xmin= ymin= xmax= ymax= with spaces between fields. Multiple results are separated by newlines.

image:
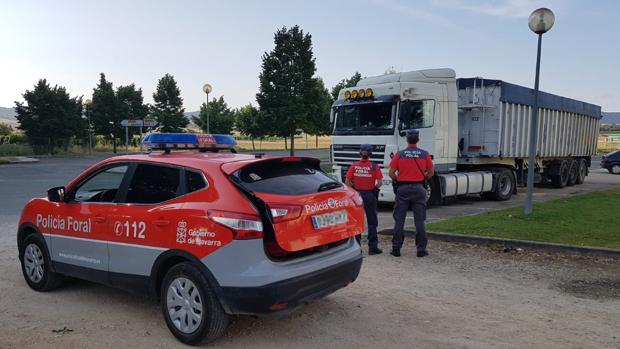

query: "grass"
xmin=427 ymin=188 xmax=620 ymax=249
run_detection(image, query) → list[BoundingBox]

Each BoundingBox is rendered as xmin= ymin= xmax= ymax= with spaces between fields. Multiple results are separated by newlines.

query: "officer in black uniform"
xmin=388 ymin=129 xmax=434 ymax=257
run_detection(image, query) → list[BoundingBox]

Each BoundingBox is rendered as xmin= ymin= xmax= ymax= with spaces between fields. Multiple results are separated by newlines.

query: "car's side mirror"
xmin=47 ymin=186 xmax=65 ymax=202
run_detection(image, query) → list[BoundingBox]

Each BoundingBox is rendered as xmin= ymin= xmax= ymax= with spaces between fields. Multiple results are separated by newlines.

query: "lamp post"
xmin=84 ymin=99 xmax=92 ymax=154
xmin=524 ymin=8 xmax=555 ymax=215
xmin=202 ymin=83 xmax=213 ymax=133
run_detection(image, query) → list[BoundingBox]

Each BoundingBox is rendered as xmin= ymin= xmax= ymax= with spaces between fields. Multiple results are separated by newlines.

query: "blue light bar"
xmin=143 ymin=133 xmax=237 ymax=151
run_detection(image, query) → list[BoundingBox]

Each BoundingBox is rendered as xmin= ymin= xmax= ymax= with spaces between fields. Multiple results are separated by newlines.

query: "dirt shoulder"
xmin=1 ymin=232 xmax=618 ymax=349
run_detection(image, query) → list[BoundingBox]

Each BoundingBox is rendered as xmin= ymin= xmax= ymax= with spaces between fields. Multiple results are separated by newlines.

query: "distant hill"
xmin=602 ymin=112 xmax=620 ymax=125
xmin=0 ymin=106 xmax=17 ymax=125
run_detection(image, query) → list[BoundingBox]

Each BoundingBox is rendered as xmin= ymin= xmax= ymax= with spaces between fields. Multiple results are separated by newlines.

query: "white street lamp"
xmin=84 ymin=99 xmax=92 ymax=154
xmin=202 ymin=83 xmax=213 ymax=134
xmin=524 ymin=8 xmax=555 ymax=215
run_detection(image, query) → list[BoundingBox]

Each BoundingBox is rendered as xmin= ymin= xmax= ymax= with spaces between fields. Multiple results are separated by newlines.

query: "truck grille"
xmin=332 ymin=144 xmax=386 ymax=167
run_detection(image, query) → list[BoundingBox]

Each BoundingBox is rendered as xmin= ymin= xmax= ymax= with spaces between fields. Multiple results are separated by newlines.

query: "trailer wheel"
xmin=566 ymin=159 xmax=578 ymax=186
xmin=575 ymin=159 xmax=587 ymax=184
xmin=551 ymin=160 xmax=569 ymax=188
xmin=482 ymin=169 xmax=514 ymax=201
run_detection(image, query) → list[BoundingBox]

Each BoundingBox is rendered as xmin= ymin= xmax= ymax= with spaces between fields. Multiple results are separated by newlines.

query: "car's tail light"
xmin=208 ymin=210 xmax=263 ymax=240
xmin=349 ymin=191 xmax=364 ymax=207
xmin=269 ymin=204 xmax=302 ymax=223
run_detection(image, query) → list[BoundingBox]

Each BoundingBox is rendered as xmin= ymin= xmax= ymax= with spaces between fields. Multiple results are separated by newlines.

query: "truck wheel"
xmin=483 ymin=169 xmax=514 ymax=201
xmin=551 ymin=160 xmax=569 ymax=188
xmin=575 ymin=159 xmax=587 ymax=184
xmin=20 ymin=234 xmax=63 ymax=291
xmin=566 ymin=159 xmax=578 ymax=186
xmin=427 ymin=176 xmax=443 ymax=206
xmin=161 ymin=262 xmax=229 ymax=345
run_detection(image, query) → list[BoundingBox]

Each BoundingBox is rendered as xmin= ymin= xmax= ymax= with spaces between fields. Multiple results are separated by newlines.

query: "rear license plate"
xmin=311 ymin=210 xmax=348 ymax=230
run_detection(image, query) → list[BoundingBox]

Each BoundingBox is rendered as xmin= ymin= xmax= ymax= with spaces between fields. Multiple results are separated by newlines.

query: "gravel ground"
xmin=1 ymin=231 xmax=618 ymax=349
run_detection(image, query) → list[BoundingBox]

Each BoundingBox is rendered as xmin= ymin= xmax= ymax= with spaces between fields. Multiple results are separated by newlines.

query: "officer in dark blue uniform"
xmin=388 ymin=129 xmax=434 ymax=257
xmin=345 ymin=144 xmax=384 ymax=255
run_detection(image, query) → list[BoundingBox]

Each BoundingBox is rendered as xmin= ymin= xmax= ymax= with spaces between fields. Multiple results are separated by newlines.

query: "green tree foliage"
xmin=235 ymin=104 xmax=264 ymax=150
xmin=150 ymin=74 xmax=187 ymax=132
xmin=330 ymin=72 xmax=362 ymax=101
xmin=90 ymin=73 xmax=123 ymax=153
xmin=14 ymin=79 xmax=84 ymax=154
xmin=192 ymin=96 xmax=235 ymax=134
xmin=0 ymin=122 xmax=13 ymax=136
xmin=305 ymin=77 xmax=333 ymax=147
xmin=116 ymin=84 xmax=148 ymax=138
xmin=256 ymin=25 xmax=316 ymax=155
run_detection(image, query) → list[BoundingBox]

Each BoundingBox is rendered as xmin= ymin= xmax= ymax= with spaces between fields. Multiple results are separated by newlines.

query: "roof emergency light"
xmin=143 ymin=133 xmax=237 ymax=153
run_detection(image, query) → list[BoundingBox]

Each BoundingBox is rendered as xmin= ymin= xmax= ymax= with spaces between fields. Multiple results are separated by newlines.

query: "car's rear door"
xmin=224 ymin=157 xmax=365 ymax=253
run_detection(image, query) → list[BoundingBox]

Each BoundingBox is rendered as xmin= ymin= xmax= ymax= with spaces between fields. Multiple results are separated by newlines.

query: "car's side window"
xmin=125 ymin=164 xmax=181 ymax=204
xmin=74 ymin=165 xmax=129 ymax=203
xmin=186 ymin=169 xmax=207 ymax=193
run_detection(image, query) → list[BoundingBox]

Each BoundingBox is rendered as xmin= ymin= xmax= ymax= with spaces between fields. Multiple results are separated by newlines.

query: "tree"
xmin=305 ymin=78 xmax=333 ymax=147
xmin=90 ymin=73 xmax=122 ymax=153
xmin=192 ymin=96 xmax=235 ymax=134
xmin=256 ymin=25 xmax=317 ymax=155
xmin=116 ymin=84 xmax=148 ymax=140
xmin=0 ymin=122 xmax=13 ymax=136
xmin=150 ymin=74 xmax=187 ymax=132
xmin=330 ymin=72 xmax=362 ymax=101
xmin=14 ymin=79 xmax=84 ymax=154
xmin=235 ymin=104 xmax=265 ymax=150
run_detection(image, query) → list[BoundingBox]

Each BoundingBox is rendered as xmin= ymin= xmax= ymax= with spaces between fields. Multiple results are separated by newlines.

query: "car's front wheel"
xmin=20 ymin=234 xmax=63 ymax=291
xmin=161 ymin=262 xmax=229 ymax=345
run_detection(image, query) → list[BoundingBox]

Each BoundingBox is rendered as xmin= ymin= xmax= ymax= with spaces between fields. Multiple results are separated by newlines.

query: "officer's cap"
xmin=406 ymin=129 xmax=420 ymax=137
xmin=360 ymin=144 xmax=374 ymax=153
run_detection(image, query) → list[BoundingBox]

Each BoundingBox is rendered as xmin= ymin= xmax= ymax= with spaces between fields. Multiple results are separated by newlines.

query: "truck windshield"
xmin=333 ymin=102 xmax=395 ymax=135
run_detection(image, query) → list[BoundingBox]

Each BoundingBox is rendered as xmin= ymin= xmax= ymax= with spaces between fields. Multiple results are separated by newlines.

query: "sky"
xmin=1 ymin=0 xmax=619 ymax=112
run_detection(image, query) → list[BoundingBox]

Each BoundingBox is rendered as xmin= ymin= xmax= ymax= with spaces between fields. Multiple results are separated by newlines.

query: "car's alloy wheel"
xmin=24 ymin=243 xmax=44 ymax=283
xmin=166 ymin=277 xmax=203 ymax=334
xmin=612 ymin=164 xmax=620 ymax=174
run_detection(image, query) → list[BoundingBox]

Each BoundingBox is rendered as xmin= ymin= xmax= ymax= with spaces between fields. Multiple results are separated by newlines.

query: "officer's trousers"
xmin=392 ymin=183 xmax=428 ymax=252
xmin=359 ymin=190 xmax=379 ymax=249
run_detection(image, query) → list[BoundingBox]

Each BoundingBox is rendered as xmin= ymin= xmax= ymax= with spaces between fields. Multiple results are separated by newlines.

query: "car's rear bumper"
xmin=218 ymin=253 xmax=362 ymax=315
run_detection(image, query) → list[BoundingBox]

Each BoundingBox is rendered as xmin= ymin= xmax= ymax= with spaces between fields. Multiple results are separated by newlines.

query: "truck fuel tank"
xmin=438 ymin=172 xmax=493 ymax=197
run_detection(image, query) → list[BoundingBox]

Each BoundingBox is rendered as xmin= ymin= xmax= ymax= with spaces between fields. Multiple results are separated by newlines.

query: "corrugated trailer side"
xmin=457 ymin=78 xmax=601 ymax=160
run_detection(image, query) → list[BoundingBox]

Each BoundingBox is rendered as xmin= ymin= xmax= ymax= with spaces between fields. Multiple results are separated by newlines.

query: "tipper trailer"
xmin=329 ymin=68 xmax=601 ymax=204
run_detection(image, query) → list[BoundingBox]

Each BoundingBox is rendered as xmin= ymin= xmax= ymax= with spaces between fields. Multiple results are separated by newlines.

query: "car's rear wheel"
xmin=20 ymin=234 xmax=63 ymax=291
xmin=611 ymin=164 xmax=620 ymax=175
xmin=161 ymin=262 xmax=229 ymax=345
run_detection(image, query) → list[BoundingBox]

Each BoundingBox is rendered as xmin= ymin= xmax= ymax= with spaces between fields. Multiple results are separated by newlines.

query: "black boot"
xmin=368 ymin=247 xmax=383 ymax=255
xmin=416 ymin=250 xmax=429 ymax=258
xmin=390 ymin=249 xmax=401 ymax=257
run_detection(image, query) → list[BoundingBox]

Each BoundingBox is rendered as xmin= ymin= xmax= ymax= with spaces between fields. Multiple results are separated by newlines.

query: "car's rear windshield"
xmin=234 ymin=160 xmax=341 ymax=195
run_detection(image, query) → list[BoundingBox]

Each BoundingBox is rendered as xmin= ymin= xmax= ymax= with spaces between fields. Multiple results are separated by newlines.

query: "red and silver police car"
xmin=17 ymin=133 xmax=364 ymax=344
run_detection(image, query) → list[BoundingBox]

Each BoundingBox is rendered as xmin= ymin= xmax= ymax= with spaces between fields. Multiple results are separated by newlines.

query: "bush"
xmin=0 ymin=143 xmax=34 ymax=156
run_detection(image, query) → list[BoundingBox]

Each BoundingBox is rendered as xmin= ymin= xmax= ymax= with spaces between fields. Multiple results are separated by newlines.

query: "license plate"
xmin=311 ymin=210 xmax=348 ymax=230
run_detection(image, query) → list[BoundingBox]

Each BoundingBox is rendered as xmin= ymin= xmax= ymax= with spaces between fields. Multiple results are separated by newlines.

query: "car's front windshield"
xmin=333 ymin=102 xmax=395 ymax=135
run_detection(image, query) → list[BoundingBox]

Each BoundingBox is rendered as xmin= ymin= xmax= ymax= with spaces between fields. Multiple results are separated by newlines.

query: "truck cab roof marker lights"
xmin=142 ymin=132 xmax=237 ymax=154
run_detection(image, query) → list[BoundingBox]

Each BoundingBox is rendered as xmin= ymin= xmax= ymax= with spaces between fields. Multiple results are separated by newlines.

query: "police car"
xmin=17 ymin=133 xmax=364 ymax=344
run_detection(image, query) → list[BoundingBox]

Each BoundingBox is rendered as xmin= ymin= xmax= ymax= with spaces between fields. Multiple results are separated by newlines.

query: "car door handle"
xmin=154 ymin=219 xmax=170 ymax=227
xmin=93 ymin=215 xmax=106 ymax=223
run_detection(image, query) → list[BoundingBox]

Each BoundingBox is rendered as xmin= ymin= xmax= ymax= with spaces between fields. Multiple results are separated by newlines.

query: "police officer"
xmin=345 ymin=144 xmax=383 ymax=255
xmin=388 ymin=130 xmax=434 ymax=257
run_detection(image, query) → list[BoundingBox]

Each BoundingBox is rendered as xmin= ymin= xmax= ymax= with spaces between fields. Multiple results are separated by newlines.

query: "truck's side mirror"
xmin=47 ymin=186 xmax=65 ymax=202
xmin=399 ymin=130 xmax=406 ymax=137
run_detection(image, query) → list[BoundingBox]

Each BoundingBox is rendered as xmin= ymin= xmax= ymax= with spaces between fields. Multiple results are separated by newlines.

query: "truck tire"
xmin=566 ymin=159 xmax=578 ymax=186
xmin=575 ymin=158 xmax=587 ymax=184
xmin=551 ymin=160 xmax=569 ymax=188
xmin=427 ymin=176 xmax=443 ymax=206
xmin=482 ymin=168 xmax=514 ymax=201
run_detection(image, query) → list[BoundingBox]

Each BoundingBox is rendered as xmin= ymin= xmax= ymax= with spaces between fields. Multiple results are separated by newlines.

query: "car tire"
xmin=20 ymin=234 xmax=63 ymax=291
xmin=551 ymin=160 xmax=569 ymax=188
xmin=161 ymin=262 xmax=229 ymax=345
xmin=575 ymin=158 xmax=587 ymax=184
xmin=611 ymin=164 xmax=620 ymax=175
xmin=566 ymin=159 xmax=578 ymax=186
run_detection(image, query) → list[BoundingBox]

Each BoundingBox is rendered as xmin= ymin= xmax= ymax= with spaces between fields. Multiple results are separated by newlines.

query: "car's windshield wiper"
xmin=317 ymin=181 xmax=343 ymax=192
